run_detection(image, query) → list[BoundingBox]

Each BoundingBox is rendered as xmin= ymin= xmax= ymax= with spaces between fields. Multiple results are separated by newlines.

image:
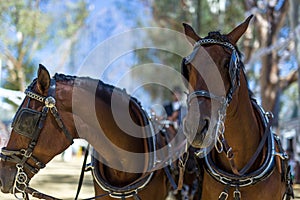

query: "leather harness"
xmin=182 ymin=38 xmax=294 ymax=200
xmin=0 ymin=76 xmax=181 ymax=200
xmin=0 ymin=78 xmax=73 ymax=200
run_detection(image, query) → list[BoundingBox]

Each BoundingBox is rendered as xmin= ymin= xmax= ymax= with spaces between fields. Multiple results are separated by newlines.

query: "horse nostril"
xmin=204 ymin=118 xmax=209 ymax=129
xmin=199 ymin=118 xmax=209 ymax=134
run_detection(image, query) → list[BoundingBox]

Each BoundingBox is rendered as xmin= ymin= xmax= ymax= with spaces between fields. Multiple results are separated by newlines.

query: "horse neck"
xmin=215 ymin=73 xmax=263 ymax=170
xmin=61 ymin=78 xmax=149 ymax=183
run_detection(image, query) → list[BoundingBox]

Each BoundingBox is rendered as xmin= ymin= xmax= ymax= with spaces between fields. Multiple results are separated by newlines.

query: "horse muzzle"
xmin=183 ymin=116 xmax=210 ymax=148
xmin=0 ymin=162 xmax=17 ymax=193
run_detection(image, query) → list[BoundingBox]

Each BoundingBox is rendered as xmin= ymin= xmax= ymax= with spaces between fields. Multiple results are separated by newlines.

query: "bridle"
xmin=184 ymin=38 xmax=241 ymax=105
xmin=182 ymin=38 xmax=292 ymax=199
xmin=0 ymin=78 xmax=73 ymax=199
xmin=182 ymin=38 xmax=241 ymax=157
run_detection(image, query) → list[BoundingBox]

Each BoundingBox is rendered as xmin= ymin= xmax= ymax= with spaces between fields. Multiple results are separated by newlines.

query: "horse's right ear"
xmin=183 ymin=23 xmax=201 ymax=46
xmin=37 ymin=64 xmax=51 ymax=94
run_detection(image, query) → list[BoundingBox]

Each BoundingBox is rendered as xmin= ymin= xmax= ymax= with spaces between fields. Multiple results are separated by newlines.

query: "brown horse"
xmin=181 ymin=15 xmax=294 ymax=200
xmin=0 ymin=65 xmax=171 ymax=200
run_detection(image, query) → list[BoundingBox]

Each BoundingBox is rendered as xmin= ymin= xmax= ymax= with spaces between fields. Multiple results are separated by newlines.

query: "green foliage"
xmin=0 ymin=0 xmax=88 ymax=91
xmin=57 ymin=1 xmax=89 ymax=38
xmin=136 ymin=0 xmax=245 ymax=102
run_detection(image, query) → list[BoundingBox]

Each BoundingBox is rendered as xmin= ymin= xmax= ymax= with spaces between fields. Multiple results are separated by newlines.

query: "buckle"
xmin=234 ymin=190 xmax=241 ymax=199
xmin=21 ymin=149 xmax=32 ymax=158
xmin=218 ymin=191 xmax=228 ymax=200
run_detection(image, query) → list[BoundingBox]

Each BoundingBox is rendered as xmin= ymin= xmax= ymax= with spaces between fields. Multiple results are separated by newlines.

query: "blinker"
xmin=12 ymin=108 xmax=42 ymax=139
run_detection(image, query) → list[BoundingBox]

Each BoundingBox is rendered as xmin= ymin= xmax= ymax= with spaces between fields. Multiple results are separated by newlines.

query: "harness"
xmin=1 ymin=75 xmax=182 ymax=200
xmin=85 ymin=98 xmax=157 ymax=200
xmin=0 ymin=78 xmax=73 ymax=200
xmin=182 ymin=38 xmax=294 ymax=199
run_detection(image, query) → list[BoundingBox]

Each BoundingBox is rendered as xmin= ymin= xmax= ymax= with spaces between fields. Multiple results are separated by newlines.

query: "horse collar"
xmin=202 ymin=100 xmax=290 ymax=198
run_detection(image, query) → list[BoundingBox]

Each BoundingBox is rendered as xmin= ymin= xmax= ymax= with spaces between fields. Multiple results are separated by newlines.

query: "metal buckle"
xmin=273 ymin=152 xmax=288 ymax=160
xmin=234 ymin=190 xmax=241 ymax=199
xmin=218 ymin=191 xmax=228 ymax=200
xmin=21 ymin=149 xmax=32 ymax=158
xmin=226 ymin=147 xmax=233 ymax=159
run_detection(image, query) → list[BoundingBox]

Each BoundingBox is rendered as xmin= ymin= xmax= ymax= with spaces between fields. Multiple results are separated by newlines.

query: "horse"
xmin=181 ymin=15 xmax=294 ymax=200
xmin=0 ymin=65 xmax=174 ymax=200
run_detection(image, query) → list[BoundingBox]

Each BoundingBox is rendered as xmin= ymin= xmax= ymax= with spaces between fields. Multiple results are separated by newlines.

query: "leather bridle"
xmin=183 ymin=38 xmax=292 ymax=199
xmin=183 ymin=38 xmax=241 ymax=158
xmin=183 ymin=38 xmax=241 ymax=106
xmin=0 ymin=78 xmax=73 ymax=199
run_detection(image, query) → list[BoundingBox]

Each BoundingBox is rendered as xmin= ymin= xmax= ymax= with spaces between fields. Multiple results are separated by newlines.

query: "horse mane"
xmin=203 ymin=31 xmax=255 ymax=98
xmin=53 ymin=73 xmax=143 ymax=107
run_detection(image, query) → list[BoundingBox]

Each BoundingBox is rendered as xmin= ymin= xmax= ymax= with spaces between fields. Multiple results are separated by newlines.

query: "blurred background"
xmin=0 ymin=0 xmax=300 ymax=197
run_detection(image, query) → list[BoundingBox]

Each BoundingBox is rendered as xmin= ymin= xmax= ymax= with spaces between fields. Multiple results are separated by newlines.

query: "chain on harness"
xmin=0 ymin=78 xmax=73 ymax=200
xmin=185 ymin=38 xmax=293 ymax=200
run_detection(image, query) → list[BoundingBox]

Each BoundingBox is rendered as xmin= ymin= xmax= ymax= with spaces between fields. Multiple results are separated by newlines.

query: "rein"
xmin=0 ymin=78 xmax=73 ymax=200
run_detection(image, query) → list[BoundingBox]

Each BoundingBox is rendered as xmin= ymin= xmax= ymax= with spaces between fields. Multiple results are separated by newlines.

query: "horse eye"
xmin=224 ymin=62 xmax=229 ymax=68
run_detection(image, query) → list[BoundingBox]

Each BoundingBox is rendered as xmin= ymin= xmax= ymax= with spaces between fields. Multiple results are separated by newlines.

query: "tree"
xmin=243 ymin=0 xmax=298 ymax=127
xmin=0 ymin=0 xmax=88 ymax=94
xmin=146 ymin=0 xmax=299 ymax=127
xmin=138 ymin=0 xmax=245 ymax=101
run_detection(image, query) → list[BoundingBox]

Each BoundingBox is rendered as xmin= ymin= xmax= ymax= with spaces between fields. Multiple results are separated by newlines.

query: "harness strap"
xmin=283 ymin=165 xmax=294 ymax=200
xmin=0 ymin=150 xmax=42 ymax=174
xmin=217 ymin=112 xmax=272 ymax=176
xmin=25 ymin=187 xmax=61 ymax=200
xmin=218 ymin=134 xmax=240 ymax=176
xmin=133 ymin=193 xmax=142 ymax=200
xmin=163 ymin=166 xmax=178 ymax=190
xmin=176 ymin=151 xmax=189 ymax=191
xmin=80 ymin=193 xmax=110 ymax=200
xmin=233 ymin=187 xmax=241 ymax=200
xmin=218 ymin=185 xmax=229 ymax=200
xmin=75 ymin=144 xmax=90 ymax=200
xmin=238 ymin=120 xmax=271 ymax=175
xmin=50 ymin=106 xmax=73 ymax=144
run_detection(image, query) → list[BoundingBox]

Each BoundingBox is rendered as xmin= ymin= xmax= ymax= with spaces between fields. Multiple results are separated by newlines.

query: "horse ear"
xmin=183 ymin=23 xmax=201 ymax=45
xmin=227 ymin=15 xmax=253 ymax=44
xmin=37 ymin=64 xmax=51 ymax=94
xmin=181 ymin=59 xmax=189 ymax=88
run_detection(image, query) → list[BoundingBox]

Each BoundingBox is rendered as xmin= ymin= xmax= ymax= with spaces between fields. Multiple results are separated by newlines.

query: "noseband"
xmin=0 ymin=78 xmax=73 ymax=199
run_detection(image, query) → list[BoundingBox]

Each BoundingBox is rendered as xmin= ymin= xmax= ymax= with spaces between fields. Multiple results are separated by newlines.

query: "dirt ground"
xmin=0 ymin=155 xmax=299 ymax=200
xmin=0 ymin=155 xmax=94 ymax=200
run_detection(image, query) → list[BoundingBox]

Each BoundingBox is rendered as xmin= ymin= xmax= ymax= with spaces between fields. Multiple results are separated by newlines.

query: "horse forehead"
xmin=191 ymin=46 xmax=227 ymax=75
xmin=204 ymin=45 xmax=228 ymax=60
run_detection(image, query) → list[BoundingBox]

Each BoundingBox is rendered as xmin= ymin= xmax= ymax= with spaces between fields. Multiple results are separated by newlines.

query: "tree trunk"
xmin=244 ymin=0 xmax=290 ymax=127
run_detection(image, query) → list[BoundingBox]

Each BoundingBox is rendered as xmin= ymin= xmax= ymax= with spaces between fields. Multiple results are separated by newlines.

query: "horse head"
xmin=182 ymin=16 xmax=253 ymax=150
xmin=0 ymin=65 xmax=76 ymax=196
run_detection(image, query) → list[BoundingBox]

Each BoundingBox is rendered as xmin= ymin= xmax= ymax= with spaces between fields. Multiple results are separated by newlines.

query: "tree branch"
xmin=279 ymin=69 xmax=298 ymax=90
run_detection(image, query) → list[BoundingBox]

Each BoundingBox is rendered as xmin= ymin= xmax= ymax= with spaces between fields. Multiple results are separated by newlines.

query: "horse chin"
xmin=190 ymin=133 xmax=212 ymax=149
xmin=189 ymin=124 xmax=216 ymax=151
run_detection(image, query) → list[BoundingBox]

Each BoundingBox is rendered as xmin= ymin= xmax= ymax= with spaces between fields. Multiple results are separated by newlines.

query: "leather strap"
xmin=238 ymin=121 xmax=271 ymax=175
xmin=75 ymin=144 xmax=90 ymax=200
xmin=163 ymin=166 xmax=178 ymax=190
